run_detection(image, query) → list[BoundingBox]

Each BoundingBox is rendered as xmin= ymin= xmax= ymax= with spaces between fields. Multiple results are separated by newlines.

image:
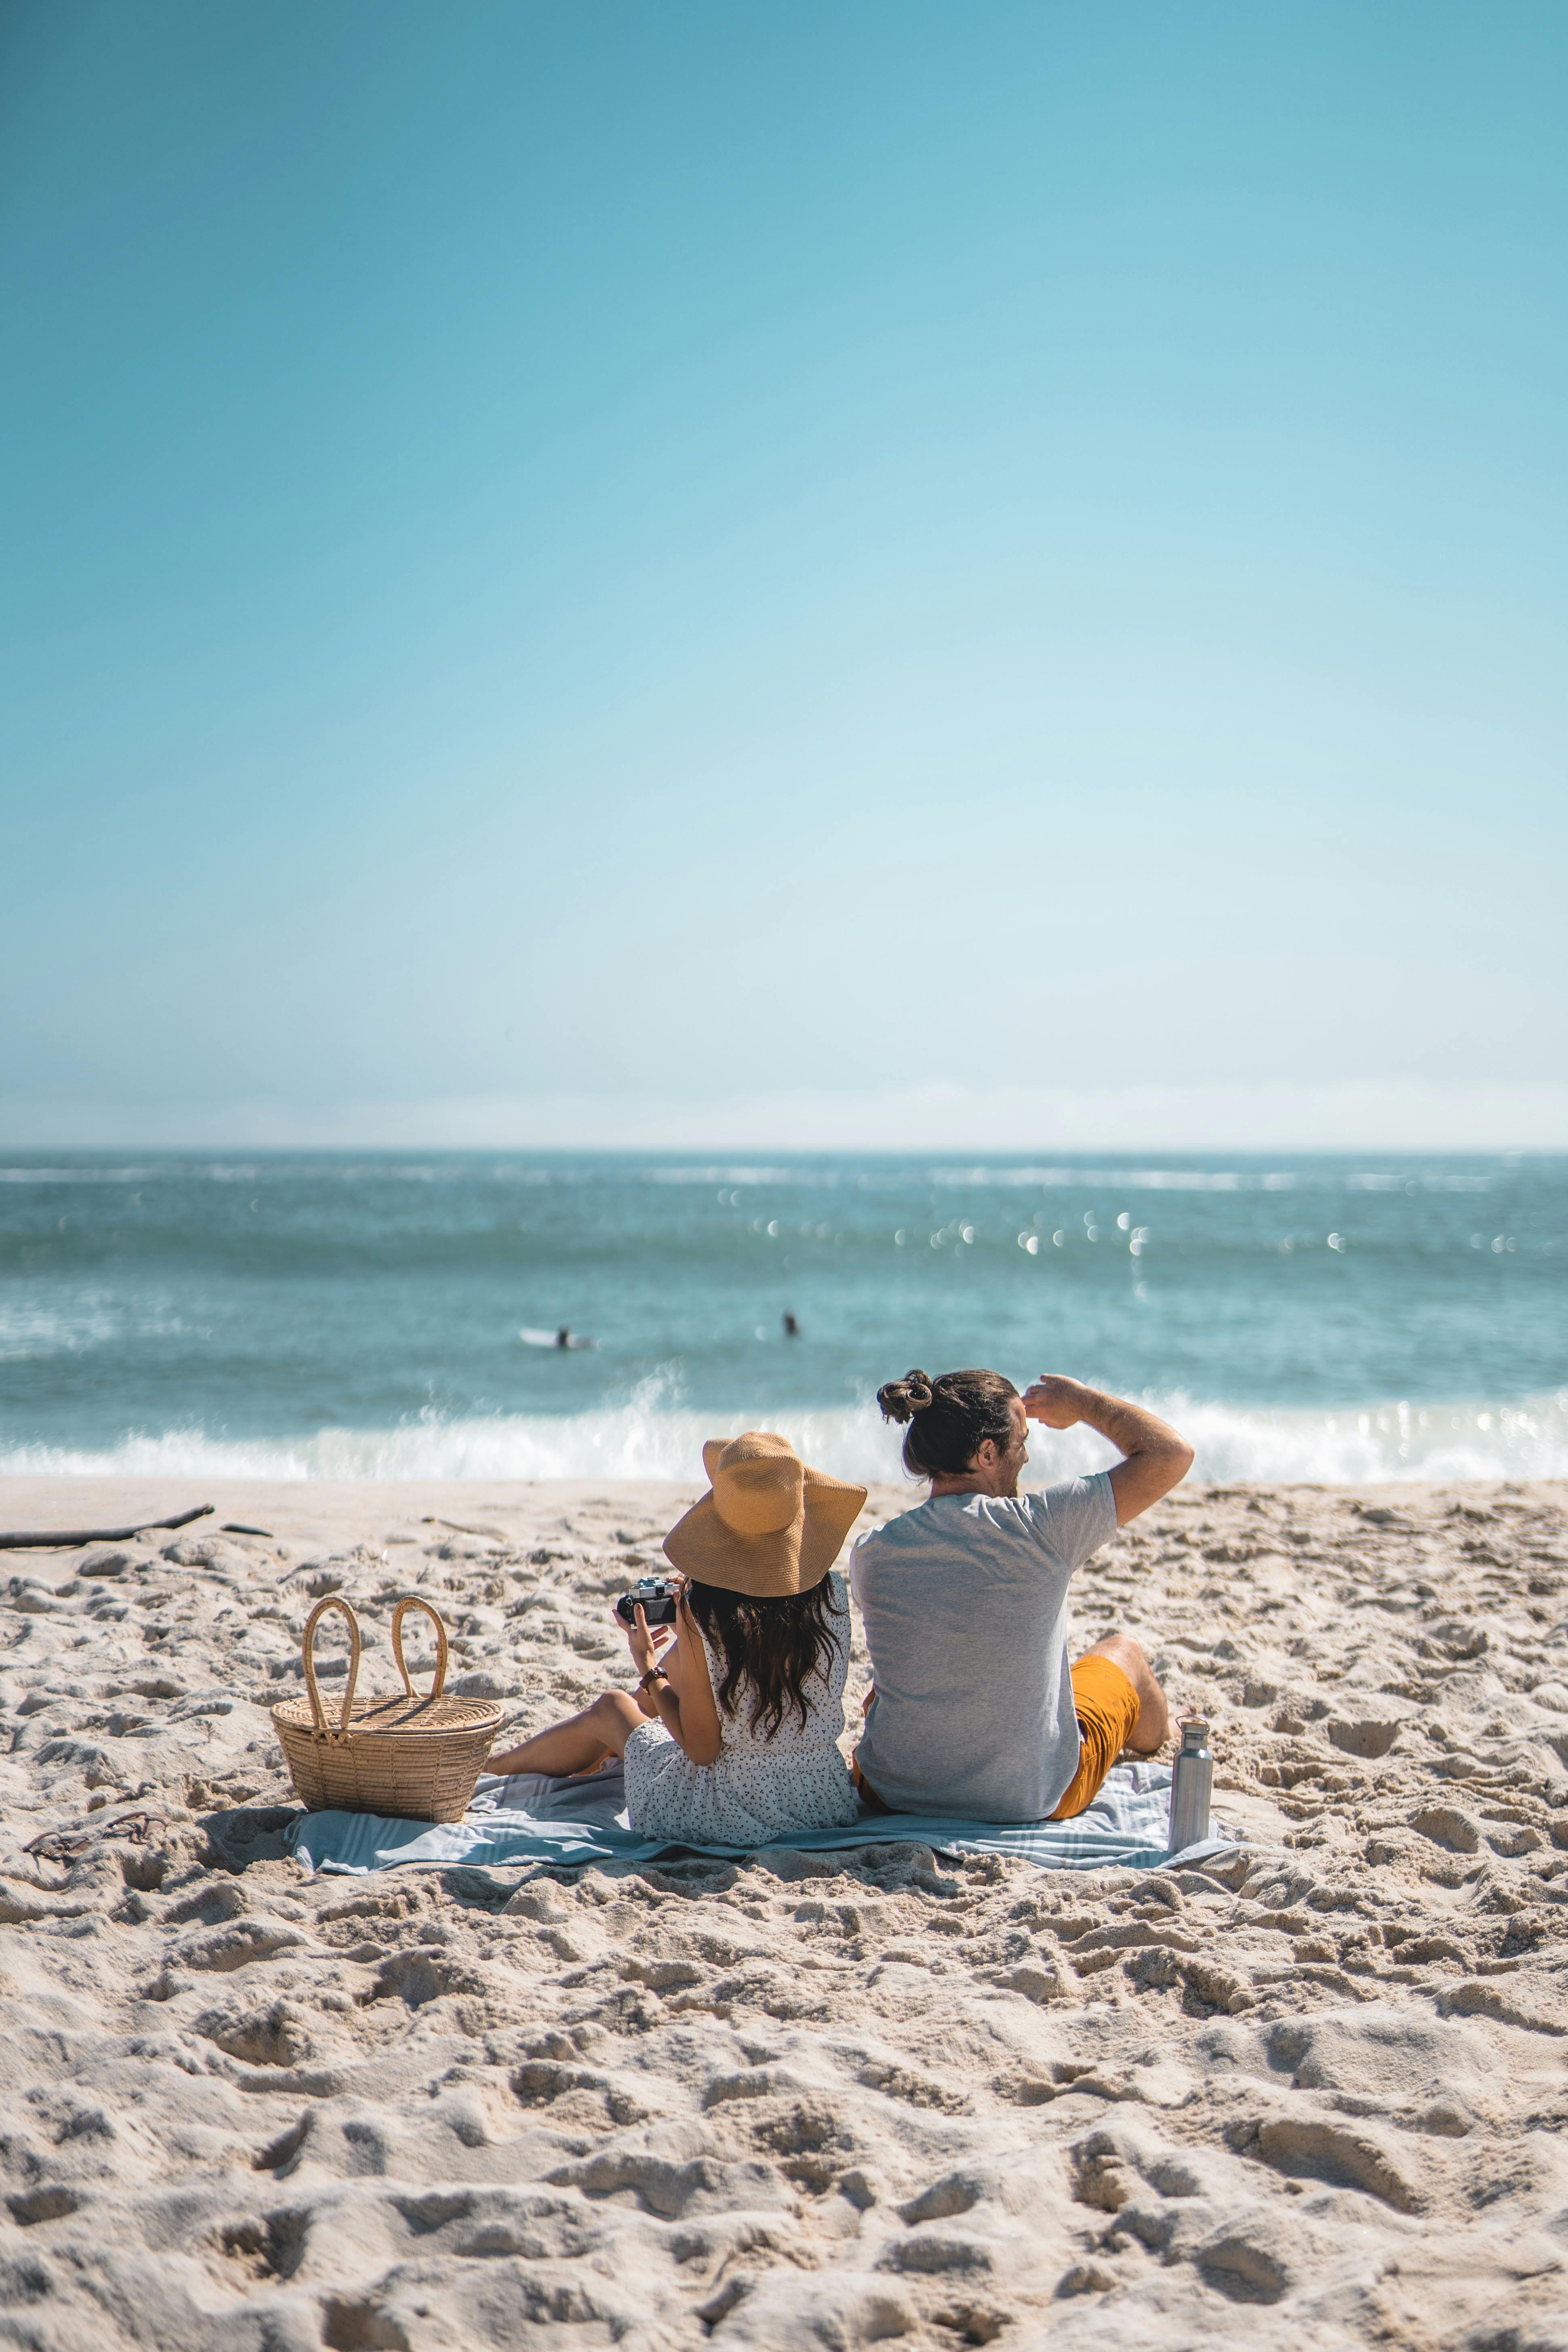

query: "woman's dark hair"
xmin=684 ymin=1577 xmax=846 ymax=1738
xmin=877 ymin=1366 xmax=1019 ymax=1478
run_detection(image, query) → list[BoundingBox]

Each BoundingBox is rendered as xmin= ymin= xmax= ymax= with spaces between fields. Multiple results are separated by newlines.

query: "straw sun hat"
xmin=663 ymin=1431 xmax=867 ymax=1598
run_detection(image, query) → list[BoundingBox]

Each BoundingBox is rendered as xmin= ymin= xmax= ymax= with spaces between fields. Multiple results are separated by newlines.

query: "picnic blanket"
xmin=286 ymin=1757 xmax=1237 ymax=1878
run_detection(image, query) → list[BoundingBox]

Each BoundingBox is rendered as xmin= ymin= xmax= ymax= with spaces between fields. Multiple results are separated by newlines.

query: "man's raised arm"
xmin=1022 ymin=1376 xmax=1194 ymax=1526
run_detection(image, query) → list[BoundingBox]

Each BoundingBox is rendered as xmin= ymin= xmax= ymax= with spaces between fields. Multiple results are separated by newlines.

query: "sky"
xmin=2 ymin=0 xmax=1565 ymax=1151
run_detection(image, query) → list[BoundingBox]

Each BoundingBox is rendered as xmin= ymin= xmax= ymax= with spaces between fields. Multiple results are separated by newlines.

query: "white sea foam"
xmin=928 ymin=1166 xmax=1502 ymax=1193
xmin=4 ymin=1390 xmax=1567 ymax=1486
xmin=929 ymin=1167 xmax=1300 ymax=1191
xmin=0 ymin=1159 xmax=1508 ymax=1194
xmin=648 ymin=1166 xmax=808 ymax=1186
xmin=0 ymin=1165 xmax=176 ymax=1185
xmin=0 ymin=1305 xmax=121 ymax=1362
xmin=0 ymin=1297 xmax=189 ymax=1362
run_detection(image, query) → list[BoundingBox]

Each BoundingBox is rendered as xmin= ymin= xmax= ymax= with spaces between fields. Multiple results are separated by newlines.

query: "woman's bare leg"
xmin=1081 ymin=1631 xmax=1169 ymax=1755
xmin=489 ymin=1689 xmax=646 ymax=1778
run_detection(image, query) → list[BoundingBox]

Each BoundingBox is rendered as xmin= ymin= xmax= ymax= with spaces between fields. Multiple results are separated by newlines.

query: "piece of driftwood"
xmin=0 ymin=1503 xmax=214 ymax=1552
xmin=222 ymin=1523 xmax=274 ymax=1538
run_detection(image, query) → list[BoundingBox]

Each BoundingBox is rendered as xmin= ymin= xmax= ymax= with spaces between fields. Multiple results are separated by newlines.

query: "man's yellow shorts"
xmin=1049 ymin=1653 xmax=1142 ymax=1820
xmin=851 ymin=1651 xmax=1143 ymax=1820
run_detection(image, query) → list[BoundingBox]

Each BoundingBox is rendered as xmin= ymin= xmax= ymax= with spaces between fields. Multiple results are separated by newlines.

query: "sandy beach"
xmin=3 ymin=1473 xmax=1567 ymax=2349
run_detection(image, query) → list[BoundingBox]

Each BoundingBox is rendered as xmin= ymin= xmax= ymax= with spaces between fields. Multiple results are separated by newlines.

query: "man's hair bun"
xmin=875 ymin=1365 xmax=1019 ymax=1477
xmin=877 ymin=1370 xmax=934 ymax=1423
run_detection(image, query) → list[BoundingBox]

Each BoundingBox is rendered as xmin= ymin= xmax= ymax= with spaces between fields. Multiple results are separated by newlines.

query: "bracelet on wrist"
xmin=638 ymin=1666 xmax=669 ymax=1694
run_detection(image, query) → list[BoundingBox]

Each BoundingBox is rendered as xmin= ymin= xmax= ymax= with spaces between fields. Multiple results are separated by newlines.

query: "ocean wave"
xmin=929 ymin=1168 xmax=1299 ymax=1191
xmin=0 ymin=1166 xmax=175 ymax=1185
xmin=647 ymin=1166 xmax=811 ymax=1187
xmin=927 ymin=1167 xmax=1502 ymax=1195
xmin=4 ymin=1391 xmax=1567 ymax=1486
xmin=0 ymin=1158 xmax=1513 ymax=1195
xmin=0 ymin=1298 xmax=190 ymax=1363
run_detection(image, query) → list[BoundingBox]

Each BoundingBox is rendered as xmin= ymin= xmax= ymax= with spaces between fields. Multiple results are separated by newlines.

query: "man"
xmin=849 ymin=1366 xmax=1193 ymax=1822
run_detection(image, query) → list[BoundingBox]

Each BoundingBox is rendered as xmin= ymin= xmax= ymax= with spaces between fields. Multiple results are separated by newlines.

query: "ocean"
xmin=1 ymin=1152 xmax=1564 ymax=1486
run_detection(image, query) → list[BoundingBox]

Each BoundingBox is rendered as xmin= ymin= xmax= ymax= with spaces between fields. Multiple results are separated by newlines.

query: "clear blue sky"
xmin=2 ymin=1 xmax=1564 ymax=1147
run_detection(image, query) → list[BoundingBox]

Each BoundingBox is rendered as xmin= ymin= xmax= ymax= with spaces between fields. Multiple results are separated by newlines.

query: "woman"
xmin=487 ymin=1432 xmax=867 ymax=1845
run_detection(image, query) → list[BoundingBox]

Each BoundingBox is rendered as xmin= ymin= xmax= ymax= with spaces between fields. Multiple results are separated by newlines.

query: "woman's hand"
xmin=623 ymin=1602 xmax=663 ymax=1679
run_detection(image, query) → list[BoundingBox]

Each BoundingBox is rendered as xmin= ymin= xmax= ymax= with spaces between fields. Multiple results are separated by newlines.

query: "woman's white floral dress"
xmin=623 ymin=1573 xmax=860 ymax=1843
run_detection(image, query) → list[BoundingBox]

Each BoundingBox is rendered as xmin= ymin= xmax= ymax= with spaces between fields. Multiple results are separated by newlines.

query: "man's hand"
xmin=1022 ymin=1376 xmax=1089 ymax=1429
xmin=1025 ymin=1374 xmax=1194 ymax=1526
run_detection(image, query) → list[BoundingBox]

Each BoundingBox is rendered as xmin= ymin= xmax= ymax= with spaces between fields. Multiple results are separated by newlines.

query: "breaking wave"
xmin=4 ymin=1390 xmax=1566 ymax=1486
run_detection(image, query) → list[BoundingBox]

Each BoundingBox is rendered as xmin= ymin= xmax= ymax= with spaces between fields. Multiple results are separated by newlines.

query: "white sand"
xmin=3 ymin=1474 xmax=1567 ymax=2349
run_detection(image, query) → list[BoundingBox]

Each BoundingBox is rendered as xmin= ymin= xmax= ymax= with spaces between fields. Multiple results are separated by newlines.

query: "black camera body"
xmin=614 ymin=1575 xmax=680 ymax=1628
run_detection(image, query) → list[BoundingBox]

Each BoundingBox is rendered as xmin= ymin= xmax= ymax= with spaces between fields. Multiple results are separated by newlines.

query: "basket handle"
xmin=300 ymin=1595 xmax=362 ymax=1738
xmin=390 ymin=1596 xmax=450 ymax=1700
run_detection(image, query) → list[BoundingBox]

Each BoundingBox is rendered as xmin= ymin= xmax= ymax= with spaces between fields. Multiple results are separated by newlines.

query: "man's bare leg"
xmin=1081 ymin=1631 xmax=1169 ymax=1756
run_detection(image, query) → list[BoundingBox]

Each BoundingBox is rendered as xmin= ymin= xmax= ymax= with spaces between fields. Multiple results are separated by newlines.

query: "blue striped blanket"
xmin=286 ymin=1757 xmax=1235 ymax=1878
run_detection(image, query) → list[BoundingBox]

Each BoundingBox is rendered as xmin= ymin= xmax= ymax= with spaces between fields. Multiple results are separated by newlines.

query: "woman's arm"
xmin=627 ymin=1588 xmax=723 ymax=1766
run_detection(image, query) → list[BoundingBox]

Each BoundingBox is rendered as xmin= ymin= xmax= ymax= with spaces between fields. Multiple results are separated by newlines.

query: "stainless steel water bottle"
xmin=1168 ymin=1718 xmax=1213 ymax=1852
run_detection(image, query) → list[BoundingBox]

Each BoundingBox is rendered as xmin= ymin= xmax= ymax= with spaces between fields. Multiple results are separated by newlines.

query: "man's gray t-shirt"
xmin=848 ymin=1474 xmax=1117 ymax=1822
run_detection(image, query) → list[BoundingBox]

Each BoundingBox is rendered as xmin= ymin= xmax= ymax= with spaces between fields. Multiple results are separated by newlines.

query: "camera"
xmin=614 ymin=1575 xmax=680 ymax=1628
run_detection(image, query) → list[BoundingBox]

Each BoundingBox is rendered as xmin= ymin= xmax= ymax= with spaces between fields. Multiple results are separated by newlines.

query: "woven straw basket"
xmin=272 ymin=1595 xmax=504 ymax=1822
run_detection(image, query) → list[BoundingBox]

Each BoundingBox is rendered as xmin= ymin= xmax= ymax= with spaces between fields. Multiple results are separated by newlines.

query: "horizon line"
xmin=3 ymin=1078 xmax=1567 ymax=1156
xmin=0 ymin=1142 xmax=1561 ymax=1161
